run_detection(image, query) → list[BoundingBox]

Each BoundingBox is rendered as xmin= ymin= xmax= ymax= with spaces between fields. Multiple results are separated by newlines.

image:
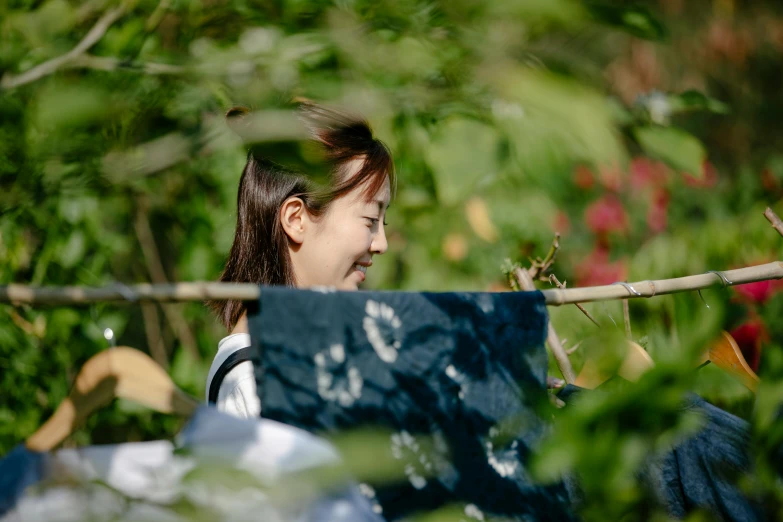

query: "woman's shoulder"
xmin=218 ymin=332 xmax=251 ymax=351
xmin=206 ymin=333 xmax=260 ymax=418
xmin=208 ymin=333 xmax=252 ymax=383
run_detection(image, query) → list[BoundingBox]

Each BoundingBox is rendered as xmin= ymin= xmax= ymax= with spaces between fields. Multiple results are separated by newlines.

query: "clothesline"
xmin=1 ymin=261 xmax=782 ymax=306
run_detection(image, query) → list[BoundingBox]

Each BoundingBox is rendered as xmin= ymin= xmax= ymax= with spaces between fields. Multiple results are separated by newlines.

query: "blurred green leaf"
xmin=58 ymin=196 xmax=99 ymax=224
xmin=669 ymin=91 xmax=730 ymax=115
xmin=2 ymin=4 xmax=783 ymax=516
xmin=33 ymin=83 xmax=113 ymax=130
xmin=493 ymin=69 xmax=627 ymax=181
xmin=101 ymin=18 xmax=146 ymax=56
xmin=7 ymin=0 xmax=76 ymax=47
xmin=488 ymin=0 xmax=588 ymax=27
xmin=425 ymin=117 xmax=502 ymax=205
xmin=634 ymin=125 xmax=706 ymax=178
xmin=587 ymin=4 xmax=668 ymax=41
xmin=171 ymin=347 xmax=210 ymax=398
xmin=57 ymin=230 xmax=86 ymax=269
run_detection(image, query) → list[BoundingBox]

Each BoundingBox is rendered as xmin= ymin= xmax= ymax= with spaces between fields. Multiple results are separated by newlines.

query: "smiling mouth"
xmin=354 ymin=264 xmax=367 ymax=274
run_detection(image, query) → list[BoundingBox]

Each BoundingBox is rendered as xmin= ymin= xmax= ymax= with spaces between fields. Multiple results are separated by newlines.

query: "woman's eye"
xmin=365 ymin=217 xmax=379 ymax=226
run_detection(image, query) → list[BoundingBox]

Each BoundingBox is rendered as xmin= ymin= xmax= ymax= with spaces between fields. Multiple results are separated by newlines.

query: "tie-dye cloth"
xmin=247 ymin=287 xmax=576 ymax=521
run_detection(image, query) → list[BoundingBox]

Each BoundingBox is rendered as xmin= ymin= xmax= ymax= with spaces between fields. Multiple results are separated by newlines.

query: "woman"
xmin=206 ymin=102 xmax=395 ymax=418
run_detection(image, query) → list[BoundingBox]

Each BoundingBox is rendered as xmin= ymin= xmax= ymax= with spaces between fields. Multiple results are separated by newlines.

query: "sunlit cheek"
xmin=353 ymin=223 xmax=373 ymax=245
xmin=364 ymin=228 xmax=376 ymax=251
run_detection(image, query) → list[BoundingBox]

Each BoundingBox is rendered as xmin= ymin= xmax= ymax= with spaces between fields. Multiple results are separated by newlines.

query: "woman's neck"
xmin=231 ymin=313 xmax=249 ymax=335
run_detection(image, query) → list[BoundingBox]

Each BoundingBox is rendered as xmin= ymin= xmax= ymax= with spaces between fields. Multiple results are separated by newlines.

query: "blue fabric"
xmin=660 ymin=394 xmax=762 ymax=521
xmin=557 ymin=384 xmax=763 ymax=521
xmin=0 ymin=445 xmax=45 ymax=517
xmin=249 ymin=287 xmax=576 ymax=521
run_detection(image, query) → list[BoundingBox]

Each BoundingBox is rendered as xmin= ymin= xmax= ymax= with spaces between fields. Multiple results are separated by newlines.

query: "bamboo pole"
xmin=765 ymin=207 xmax=783 ymax=237
xmin=0 ymin=282 xmax=260 ymax=305
xmin=513 ymin=268 xmax=576 ymax=383
xmin=2 ymin=261 xmax=782 ymax=306
xmin=542 ymin=261 xmax=783 ymax=306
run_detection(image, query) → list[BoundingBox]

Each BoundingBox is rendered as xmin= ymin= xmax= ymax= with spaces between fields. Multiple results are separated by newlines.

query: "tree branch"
xmin=1 ymin=5 xmax=126 ymax=90
xmin=513 ymin=267 xmax=576 ymax=383
xmin=566 ymin=341 xmax=582 ymax=355
xmin=145 ymin=0 xmax=171 ymax=32
xmin=529 ymin=233 xmax=560 ymax=279
xmin=549 ymin=274 xmax=600 ymax=327
xmin=764 ymin=207 xmax=783 ymax=238
xmin=7 ymin=309 xmax=39 ymax=336
xmin=134 ymin=201 xmax=201 ymax=362
xmin=67 ymin=55 xmax=186 ymax=75
xmin=623 ymin=298 xmax=632 ymax=340
xmin=140 ymin=302 xmax=169 ymax=369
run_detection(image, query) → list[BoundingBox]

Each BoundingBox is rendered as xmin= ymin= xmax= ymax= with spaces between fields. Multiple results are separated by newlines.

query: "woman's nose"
xmin=371 ymin=224 xmax=388 ymax=255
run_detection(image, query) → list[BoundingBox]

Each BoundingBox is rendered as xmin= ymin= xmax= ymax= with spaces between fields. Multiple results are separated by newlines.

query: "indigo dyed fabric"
xmin=0 ymin=446 xmax=45 ymax=518
xmin=557 ymin=384 xmax=762 ymax=522
xmin=248 ymin=287 xmax=576 ymax=521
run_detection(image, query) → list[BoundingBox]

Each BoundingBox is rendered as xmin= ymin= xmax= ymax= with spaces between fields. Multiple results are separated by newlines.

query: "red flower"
xmin=646 ymin=188 xmax=670 ymax=233
xmin=573 ymin=165 xmax=595 ymax=190
xmin=733 ymin=278 xmax=783 ymax=304
xmin=574 ymin=247 xmax=628 ymax=287
xmin=630 ymin=157 xmax=669 ymax=191
xmin=729 ymin=319 xmax=768 ymax=372
xmin=585 ymin=195 xmax=629 ymax=235
xmin=734 ymin=281 xmax=774 ymax=303
xmin=683 ymin=160 xmax=718 ymax=188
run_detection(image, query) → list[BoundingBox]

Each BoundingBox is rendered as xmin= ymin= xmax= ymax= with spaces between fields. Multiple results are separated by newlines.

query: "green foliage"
xmin=586 ymin=3 xmax=668 ymax=41
xmin=3 ymin=0 xmax=783 ymax=518
xmin=425 ymin=117 xmax=502 ymax=205
xmin=634 ymin=125 xmax=706 ymax=178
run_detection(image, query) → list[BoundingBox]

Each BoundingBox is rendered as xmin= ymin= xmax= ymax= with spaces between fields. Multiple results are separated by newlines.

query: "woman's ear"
xmin=280 ymin=196 xmax=307 ymax=244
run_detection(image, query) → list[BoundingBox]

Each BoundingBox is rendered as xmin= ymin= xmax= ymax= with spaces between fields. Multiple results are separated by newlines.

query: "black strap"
xmin=208 ymin=347 xmax=253 ymax=404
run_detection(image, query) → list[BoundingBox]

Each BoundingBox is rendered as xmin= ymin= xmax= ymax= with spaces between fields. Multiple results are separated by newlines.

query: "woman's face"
xmin=291 ymin=166 xmax=391 ymax=291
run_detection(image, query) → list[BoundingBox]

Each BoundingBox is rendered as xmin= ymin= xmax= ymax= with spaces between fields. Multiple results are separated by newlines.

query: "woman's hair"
xmin=210 ymin=102 xmax=395 ymax=330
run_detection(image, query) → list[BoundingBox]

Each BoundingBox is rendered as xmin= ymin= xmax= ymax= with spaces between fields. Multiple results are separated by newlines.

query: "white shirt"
xmin=205 ymin=334 xmax=261 ymax=419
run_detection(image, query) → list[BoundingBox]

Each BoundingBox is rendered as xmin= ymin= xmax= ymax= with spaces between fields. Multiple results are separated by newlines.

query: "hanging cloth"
xmin=248 ymin=287 xmax=575 ymax=521
xmin=556 ymin=383 xmax=763 ymax=521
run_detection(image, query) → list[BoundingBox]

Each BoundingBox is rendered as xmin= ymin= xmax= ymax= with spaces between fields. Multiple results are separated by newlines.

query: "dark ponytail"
xmin=209 ymin=102 xmax=395 ymax=330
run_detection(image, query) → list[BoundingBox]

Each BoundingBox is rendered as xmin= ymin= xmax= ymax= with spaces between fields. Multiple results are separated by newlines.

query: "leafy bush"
xmin=3 ymin=0 xmax=783 ymax=518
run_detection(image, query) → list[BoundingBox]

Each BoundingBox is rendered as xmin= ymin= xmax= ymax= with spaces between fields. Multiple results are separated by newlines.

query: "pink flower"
xmin=646 ymin=189 xmax=670 ymax=233
xmin=585 ymin=195 xmax=629 ymax=235
xmin=683 ymin=160 xmax=718 ymax=187
xmin=733 ymin=278 xmax=783 ymax=304
xmin=630 ymin=157 xmax=669 ymax=191
xmin=734 ymin=281 xmax=774 ymax=303
xmin=575 ymin=247 xmax=628 ymax=287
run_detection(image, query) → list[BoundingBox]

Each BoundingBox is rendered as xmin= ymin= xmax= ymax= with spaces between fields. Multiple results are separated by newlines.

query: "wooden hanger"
xmin=574 ymin=340 xmax=655 ymax=389
xmin=26 ymin=347 xmax=199 ymax=452
xmin=698 ymin=330 xmax=759 ymax=394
